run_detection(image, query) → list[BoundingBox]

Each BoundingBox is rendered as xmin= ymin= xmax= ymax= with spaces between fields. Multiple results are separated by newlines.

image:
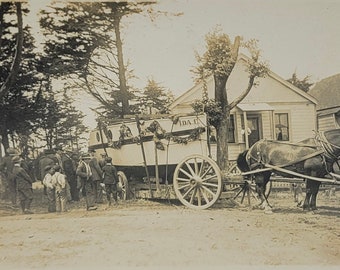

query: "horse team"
xmin=237 ymin=129 xmax=340 ymax=212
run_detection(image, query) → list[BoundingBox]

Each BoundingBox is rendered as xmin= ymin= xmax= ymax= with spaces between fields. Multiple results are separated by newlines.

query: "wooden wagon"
xmin=88 ymin=114 xmax=340 ymax=209
xmin=88 ymin=113 xmax=225 ymax=209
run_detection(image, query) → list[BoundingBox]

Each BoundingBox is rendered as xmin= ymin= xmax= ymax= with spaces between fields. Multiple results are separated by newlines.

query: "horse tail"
xmin=237 ymin=150 xmax=250 ymax=172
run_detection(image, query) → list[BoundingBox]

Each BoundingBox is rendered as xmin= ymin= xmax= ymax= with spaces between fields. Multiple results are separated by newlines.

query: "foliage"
xmin=192 ymin=26 xmax=268 ymax=171
xmin=39 ymin=1 xmax=157 ymax=119
xmin=0 ymin=2 xmax=24 ymax=100
xmin=34 ymin=92 xmax=62 ymax=149
xmin=192 ymin=99 xmax=222 ymax=128
xmin=136 ymin=78 xmax=174 ymax=114
xmin=287 ymin=72 xmax=313 ymax=92
xmin=55 ymin=91 xmax=88 ymax=150
xmin=0 ymin=2 xmax=47 ymax=152
xmin=31 ymin=87 xmax=88 ymax=151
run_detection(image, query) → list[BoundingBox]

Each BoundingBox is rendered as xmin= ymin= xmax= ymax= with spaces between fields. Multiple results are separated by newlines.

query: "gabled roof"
xmin=317 ymin=106 xmax=340 ymax=117
xmin=308 ymin=73 xmax=340 ymax=110
xmin=170 ymin=54 xmax=317 ymax=109
xmin=265 ymin=66 xmax=317 ymax=104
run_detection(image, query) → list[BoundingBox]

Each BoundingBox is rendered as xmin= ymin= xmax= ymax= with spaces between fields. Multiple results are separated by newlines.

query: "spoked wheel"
xmin=231 ymin=178 xmax=272 ymax=207
xmin=173 ymin=154 xmax=222 ymax=209
xmin=117 ymin=171 xmax=129 ymax=200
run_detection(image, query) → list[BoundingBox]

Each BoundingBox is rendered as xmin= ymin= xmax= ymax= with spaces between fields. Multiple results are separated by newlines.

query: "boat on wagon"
xmin=88 ymin=113 xmax=340 ymax=210
xmin=88 ymin=113 xmax=224 ymax=209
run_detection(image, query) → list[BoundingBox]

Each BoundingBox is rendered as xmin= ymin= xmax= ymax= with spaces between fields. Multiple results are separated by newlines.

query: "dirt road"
xmin=0 ymin=188 xmax=339 ymax=270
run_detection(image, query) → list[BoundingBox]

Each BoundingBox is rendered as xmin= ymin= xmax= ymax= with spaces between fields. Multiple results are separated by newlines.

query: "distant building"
xmin=308 ymin=74 xmax=340 ymax=131
xmin=169 ymin=54 xmax=318 ymax=161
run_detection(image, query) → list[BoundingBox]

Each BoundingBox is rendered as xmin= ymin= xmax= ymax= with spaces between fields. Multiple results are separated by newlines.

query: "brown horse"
xmin=237 ymin=129 xmax=340 ymax=212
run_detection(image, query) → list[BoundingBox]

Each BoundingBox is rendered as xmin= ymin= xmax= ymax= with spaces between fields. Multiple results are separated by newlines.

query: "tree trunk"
xmin=214 ymin=75 xmax=230 ymax=172
xmin=0 ymin=2 xmax=23 ymax=100
xmin=216 ymin=116 xmax=229 ymax=172
xmin=212 ymin=37 xmax=241 ymax=172
xmin=113 ymin=12 xmax=130 ymax=117
xmin=0 ymin=129 xmax=9 ymax=153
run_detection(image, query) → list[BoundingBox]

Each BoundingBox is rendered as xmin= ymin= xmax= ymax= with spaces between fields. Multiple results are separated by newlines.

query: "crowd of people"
xmin=0 ymin=146 xmax=119 ymax=214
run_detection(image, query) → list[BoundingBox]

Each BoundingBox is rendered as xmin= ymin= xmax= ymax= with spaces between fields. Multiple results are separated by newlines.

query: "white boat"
xmin=88 ymin=113 xmax=210 ymax=182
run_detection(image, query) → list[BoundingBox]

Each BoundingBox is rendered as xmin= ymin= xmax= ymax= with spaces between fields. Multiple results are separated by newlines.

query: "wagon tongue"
xmin=329 ymin=172 xmax=340 ymax=182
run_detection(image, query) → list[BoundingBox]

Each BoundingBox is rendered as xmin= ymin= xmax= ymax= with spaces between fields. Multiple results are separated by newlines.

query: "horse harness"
xmin=246 ymin=131 xmax=340 ymax=174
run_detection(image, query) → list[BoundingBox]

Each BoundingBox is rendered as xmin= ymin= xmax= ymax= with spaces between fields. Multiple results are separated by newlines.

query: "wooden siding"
xmin=318 ymin=115 xmax=336 ymax=131
xmin=270 ymin=103 xmax=316 ymax=142
xmin=209 ymin=143 xmax=244 ymax=162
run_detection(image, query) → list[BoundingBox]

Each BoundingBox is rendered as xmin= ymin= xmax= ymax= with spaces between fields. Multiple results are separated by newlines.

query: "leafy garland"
xmin=109 ymin=120 xmax=205 ymax=150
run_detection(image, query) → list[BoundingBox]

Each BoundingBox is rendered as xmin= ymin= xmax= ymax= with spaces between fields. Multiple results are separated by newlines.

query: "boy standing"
xmin=102 ymin=157 xmax=118 ymax=206
xmin=42 ymin=165 xmax=56 ymax=212
xmin=52 ymin=165 xmax=67 ymax=212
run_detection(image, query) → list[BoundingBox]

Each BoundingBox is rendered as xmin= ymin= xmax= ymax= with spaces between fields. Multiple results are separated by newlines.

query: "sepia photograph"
xmin=0 ymin=0 xmax=339 ymax=269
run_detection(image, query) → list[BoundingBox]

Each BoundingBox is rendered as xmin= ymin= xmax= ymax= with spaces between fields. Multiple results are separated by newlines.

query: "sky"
xmin=26 ymin=0 xmax=340 ymax=128
xmin=123 ymin=0 xmax=340 ymax=96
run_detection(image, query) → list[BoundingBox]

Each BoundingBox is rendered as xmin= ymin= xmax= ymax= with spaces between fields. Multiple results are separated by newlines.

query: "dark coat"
xmin=12 ymin=165 xmax=34 ymax=190
xmin=102 ymin=164 xmax=118 ymax=185
xmin=0 ymin=155 xmax=15 ymax=180
xmin=89 ymin=158 xmax=103 ymax=181
xmin=58 ymin=153 xmax=76 ymax=181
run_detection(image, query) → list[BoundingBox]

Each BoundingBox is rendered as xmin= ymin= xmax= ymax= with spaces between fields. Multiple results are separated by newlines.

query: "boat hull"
xmin=88 ymin=114 xmax=209 ymax=180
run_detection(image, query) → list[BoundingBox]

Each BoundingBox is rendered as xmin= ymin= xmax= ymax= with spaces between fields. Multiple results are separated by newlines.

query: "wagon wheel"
xmin=225 ymin=163 xmax=272 ymax=207
xmin=117 ymin=171 xmax=129 ymax=200
xmin=173 ymin=154 xmax=222 ymax=210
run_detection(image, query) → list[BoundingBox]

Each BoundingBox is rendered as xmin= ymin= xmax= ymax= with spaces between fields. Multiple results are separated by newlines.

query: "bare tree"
xmin=193 ymin=28 xmax=268 ymax=172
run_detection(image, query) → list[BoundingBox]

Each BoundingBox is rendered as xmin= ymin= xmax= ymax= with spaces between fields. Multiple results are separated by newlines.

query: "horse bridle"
xmin=315 ymin=131 xmax=340 ymax=161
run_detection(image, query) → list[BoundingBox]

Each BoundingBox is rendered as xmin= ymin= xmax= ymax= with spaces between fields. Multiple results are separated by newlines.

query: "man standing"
xmin=89 ymin=150 xmax=103 ymax=204
xmin=55 ymin=145 xmax=76 ymax=202
xmin=0 ymin=147 xmax=19 ymax=207
xmin=98 ymin=153 xmax=107 ymax=169
xmin=12 ymin=156 xmax=34 ymax=214
xmin=76 ymin=153 xmax=97 ymax=211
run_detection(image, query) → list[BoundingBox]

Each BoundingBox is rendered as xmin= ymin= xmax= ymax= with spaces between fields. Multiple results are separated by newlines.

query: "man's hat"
xmin=54 ymin=145 xmax=63 ymax=151
xmin=44 ymin=149 xmax=55 ymax=155
xmin=53 ymin=164 xmax=61 ymax=171
xmin=44 ymin=165 xmax=52 ymax=172
xmin=105 ymin=156 xmax=112 ymax=163
xmin=81 ymin=153 xmax=92 ymax=160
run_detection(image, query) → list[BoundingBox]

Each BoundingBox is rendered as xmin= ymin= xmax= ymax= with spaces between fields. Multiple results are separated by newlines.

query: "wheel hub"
xmin=190 ymin=175 xmax=202 ymax=187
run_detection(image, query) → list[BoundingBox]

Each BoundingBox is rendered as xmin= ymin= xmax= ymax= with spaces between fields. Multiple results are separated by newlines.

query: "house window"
xmin=228 ymin=114 xmax=235 ymax=143
xmin=275 ymin=113 xmax=289 ymax=141
xmin=208 ymin=114 xmax=235 ymax=143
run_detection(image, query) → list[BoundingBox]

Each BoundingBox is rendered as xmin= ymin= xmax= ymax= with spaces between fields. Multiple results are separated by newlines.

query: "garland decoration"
xmin=111 ymin=124 xmax=133 ymax=149
xmin=165 ymin=127 xmax=204 ymax=145
xmin=109 ymin=120 xmax=205 ymax=150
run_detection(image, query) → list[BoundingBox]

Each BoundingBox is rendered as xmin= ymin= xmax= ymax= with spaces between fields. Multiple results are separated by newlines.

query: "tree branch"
xmin=228 ymin=75 xmax=256 ymax=110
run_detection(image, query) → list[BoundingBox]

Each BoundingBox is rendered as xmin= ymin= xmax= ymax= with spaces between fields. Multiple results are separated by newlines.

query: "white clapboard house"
xmin=169 ymin=54 xmax=318 ymax=161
